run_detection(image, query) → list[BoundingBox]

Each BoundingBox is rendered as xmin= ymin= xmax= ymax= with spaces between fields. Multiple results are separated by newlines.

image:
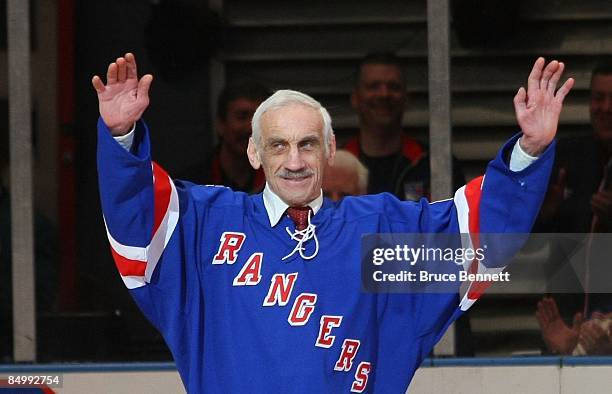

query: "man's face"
xmin=351 ymin=64 xmax=407 ymax=130
xmin=247 ymin=103 xmax=336 ymax=207
xmin=591 ymin=74 xmax=612 ymax=142
xmin=218 ymin=98 xmax=262 ymax=157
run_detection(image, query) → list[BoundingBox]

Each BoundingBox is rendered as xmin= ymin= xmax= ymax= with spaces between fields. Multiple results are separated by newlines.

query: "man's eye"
xmin=300 ymin=141 xmax=317 ymax=150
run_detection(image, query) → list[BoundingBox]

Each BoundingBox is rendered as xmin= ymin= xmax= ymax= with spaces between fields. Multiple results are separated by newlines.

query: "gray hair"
xmin=251 ymin=89 xmax=335 ymax=156
xmin=331 ymin=150 xmax=369 ymax=195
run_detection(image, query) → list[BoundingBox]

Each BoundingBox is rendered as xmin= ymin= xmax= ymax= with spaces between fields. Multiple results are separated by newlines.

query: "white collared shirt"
xmin=263 ymin=183 xmax=323 ymax=227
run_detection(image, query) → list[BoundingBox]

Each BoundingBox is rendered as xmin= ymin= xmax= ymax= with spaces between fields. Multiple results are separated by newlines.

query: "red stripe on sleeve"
xmin=467 ymin=280 xmax=492 ymax=301
xmin=465 ymin=175 xmax=483 ymax=236
xmin=464 ymin=176 xmax=492 ymax=300
xmin=152 ymin=162 xmax=172 ymax=235
xmin=466 ymin=176 xmax=483 ymax=275
xmin=111 ymin=247 xmax=147 ymax=277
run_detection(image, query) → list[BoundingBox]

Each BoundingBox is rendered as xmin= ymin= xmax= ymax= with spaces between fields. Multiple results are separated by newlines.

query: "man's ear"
xmin=327 ymin=134 xmax=337 ymax=166
xmin=247 ymin=137 xmax=261 ymax=170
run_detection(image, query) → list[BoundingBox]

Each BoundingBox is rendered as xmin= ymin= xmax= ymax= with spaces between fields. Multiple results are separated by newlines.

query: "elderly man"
xmin=93 ymin=53 xmax=572 ymax=393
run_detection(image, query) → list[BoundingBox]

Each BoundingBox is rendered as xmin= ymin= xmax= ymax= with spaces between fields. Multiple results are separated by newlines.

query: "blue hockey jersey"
xmin=97 ymin=119 xmax=554 ymax=393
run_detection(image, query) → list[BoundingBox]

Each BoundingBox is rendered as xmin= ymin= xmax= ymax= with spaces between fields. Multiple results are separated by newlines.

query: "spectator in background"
xmin=345 ymin=52 xmax=472 ymax=356
xmin=0 ymin=138 xmax=59 ymax=361
xmin=322 ymin=150 xmax=368 ymax=201
xmin=180 ymin=83 xmax=270 ymax=193
xmin=536 ymin=61 xmax=612 ymax=355
xmin=344 ymin=52 xmax=465 ymax=200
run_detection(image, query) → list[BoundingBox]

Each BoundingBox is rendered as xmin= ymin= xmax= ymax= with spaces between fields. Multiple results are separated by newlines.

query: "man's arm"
xmin=93 ymin=54 xmax=188 ymax=320
xmin=93 ymin=56 xmax=219 ymax=389
xmin=93 ymin=53 xmax=168 ymax=290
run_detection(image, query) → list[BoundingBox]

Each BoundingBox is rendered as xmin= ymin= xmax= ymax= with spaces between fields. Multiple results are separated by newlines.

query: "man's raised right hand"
xmin=92 ymin=52 xmax=153 ymax=136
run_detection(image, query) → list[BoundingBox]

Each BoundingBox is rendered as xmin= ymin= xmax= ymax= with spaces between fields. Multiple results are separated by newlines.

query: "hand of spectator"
xmin=578 ymin=312 xmax=612 ymax=355
xmin=514 ymin=58 xmax=574 ymax=156
xmin=92 ymin=52 xmax=153 ymax=136
xmin=536 ymin=297 xmax=582 ymax=354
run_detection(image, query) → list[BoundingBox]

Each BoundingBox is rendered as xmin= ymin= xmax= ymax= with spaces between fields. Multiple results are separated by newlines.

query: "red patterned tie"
xmin=286 ymin=207 xmax=311 ymax=231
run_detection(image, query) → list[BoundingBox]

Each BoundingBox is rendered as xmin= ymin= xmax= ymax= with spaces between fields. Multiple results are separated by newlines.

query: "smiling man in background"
xmin=345 ymin=52 xmax=465 ymax=200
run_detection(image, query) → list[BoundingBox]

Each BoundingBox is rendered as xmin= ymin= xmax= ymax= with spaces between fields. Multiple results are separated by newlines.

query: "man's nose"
xmin=376 ymin=84 xmax=391 ymax=97
xmin=284 ymin=146 xmax=305 ymax=171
